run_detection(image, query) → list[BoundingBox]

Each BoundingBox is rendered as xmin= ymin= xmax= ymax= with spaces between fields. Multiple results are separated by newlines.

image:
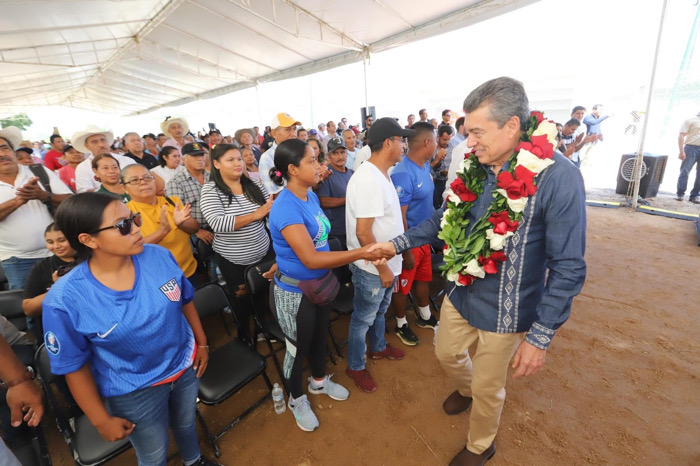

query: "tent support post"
xmin=631 ymin=0 xmax=669 ymax=210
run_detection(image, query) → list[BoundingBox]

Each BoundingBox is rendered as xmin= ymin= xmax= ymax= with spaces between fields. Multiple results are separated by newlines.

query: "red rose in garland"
xmin=458 ymin=273 xmax=475 ymax=286
xmin=529 ymin=134 xmax=554 ymax=159
xmin=450 ymin=177 xmax=477 ymax=203
xmin=497 ymin=171 xmax=523 ymax=199
xmin=478 ymin=252 xmax=507 ymax=274
xmin=488 ymin=211 xmax=519 ymax=235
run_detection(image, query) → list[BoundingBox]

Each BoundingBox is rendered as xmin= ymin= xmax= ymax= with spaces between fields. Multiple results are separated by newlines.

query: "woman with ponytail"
xmin=268 ymin=138 xmax=389 ymax=432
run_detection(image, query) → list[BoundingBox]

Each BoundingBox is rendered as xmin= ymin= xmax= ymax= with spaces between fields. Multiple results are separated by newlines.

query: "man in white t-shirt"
xmin=344 ymin=117 xmax=415 ymax=393
xmin=71 ymin=126 xmax=135 ymax=193
xmin=0 ymin=126 xmax=72 ymax=290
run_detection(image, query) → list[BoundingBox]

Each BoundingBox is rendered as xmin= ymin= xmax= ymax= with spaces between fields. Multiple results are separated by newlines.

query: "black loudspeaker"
xmin=360 ymin=106 xmax=375 ymax=126
xmin=615 ymin=153 xmax=668 ymax=198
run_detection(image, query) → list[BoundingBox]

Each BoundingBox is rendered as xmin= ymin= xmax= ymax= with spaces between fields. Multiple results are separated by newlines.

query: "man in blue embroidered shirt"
xmin=371 ymin=77 xmax=586 ymax=466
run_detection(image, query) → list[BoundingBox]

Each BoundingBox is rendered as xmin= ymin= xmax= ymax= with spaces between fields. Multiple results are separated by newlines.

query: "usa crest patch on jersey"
xmin=160 ymin=278 xmax=181 ymax=302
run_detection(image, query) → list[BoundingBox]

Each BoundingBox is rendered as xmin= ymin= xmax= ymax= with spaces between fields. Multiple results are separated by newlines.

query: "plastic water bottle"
xmin=272 ymin=383 xmax=286 ymax=414
xmin=433 ymin=322 xmax=439 ymax=346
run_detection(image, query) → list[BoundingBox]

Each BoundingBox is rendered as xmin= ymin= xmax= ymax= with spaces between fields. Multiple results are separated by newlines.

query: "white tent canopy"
xmin=0 ymin=0 xmax=536 ymax=116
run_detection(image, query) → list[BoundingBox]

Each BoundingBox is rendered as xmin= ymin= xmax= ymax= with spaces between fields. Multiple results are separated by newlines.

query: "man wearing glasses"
xmin=344 ymin=118 xmax=415 ymax=393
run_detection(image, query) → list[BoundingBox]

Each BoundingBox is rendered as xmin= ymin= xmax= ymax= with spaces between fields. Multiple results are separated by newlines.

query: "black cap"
xmin=62 ymin=144 xmax=75 ymax=154
xmin=367 ymin=117 xmax=415 ymax=146
xmin=327 ymin=137 xmax=346 ymax=153
xmin=16 ymin=147 xmax=33 ymax=155
xmin=181 ymin=142 xmax=206 ymax=156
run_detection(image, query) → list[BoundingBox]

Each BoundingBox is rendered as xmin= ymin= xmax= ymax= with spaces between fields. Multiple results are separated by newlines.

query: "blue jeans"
xmin=104 ymin=367 xmax=201 ymax=466
xmin=2 ymin=256 xmax=43 ymax=340
xmin=347 ymin=264 xmax=396 ymax=371
xmin=677 ymin=144 xmax=700 ymax=198
xmin=1 ymin=256 xmax=42 ymax=289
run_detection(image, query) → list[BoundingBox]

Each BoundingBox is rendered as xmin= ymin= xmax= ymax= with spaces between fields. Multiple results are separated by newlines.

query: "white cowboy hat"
xmin=0 ymin=126 xmax=22 ymax=149
xmin=160 ymin=117 xmax=189 ymax=138
xmin=71 ymin=125 xmax=114 ymax=154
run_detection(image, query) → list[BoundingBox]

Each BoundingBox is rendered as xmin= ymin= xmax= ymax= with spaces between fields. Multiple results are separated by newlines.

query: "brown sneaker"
xmin=368 ymin=344 xmax=405 ymax=360
xmin=443 ymin=390 xmax=473 ymax=415
xmin=449 ymin=443 xmax=496 ymax=466
xmin=345 ymin=368 xmax=377 ymax=393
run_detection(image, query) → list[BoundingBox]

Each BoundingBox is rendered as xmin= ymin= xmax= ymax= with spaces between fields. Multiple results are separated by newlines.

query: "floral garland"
xmin=438 ymin=111 xmax=558 ymax=286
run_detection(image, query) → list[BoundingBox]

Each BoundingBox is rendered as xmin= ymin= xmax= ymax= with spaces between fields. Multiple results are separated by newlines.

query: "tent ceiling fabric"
xmin=0 ymin=0 xmax=535 ymax=115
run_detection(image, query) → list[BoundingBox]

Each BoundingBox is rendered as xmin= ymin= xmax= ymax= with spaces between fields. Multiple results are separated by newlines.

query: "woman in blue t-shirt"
xmin=268 ymin=139 xmax=388 ymax=432
xmin=42 ymin=193 xmax=220 ymax=466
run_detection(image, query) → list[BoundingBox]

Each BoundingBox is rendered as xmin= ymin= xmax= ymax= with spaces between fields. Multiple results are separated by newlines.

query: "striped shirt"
xmin=165 ymin=168 xmax=210 ymax=228
xmin=200 ymin=180 xmax=271 ymax=265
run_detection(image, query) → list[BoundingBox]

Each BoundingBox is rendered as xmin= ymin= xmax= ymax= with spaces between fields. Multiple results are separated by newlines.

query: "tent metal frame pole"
xmin=631 ymin=0 xmax=669 ymax=210
xmin=362 ymin=49 xmax=369 ymax=110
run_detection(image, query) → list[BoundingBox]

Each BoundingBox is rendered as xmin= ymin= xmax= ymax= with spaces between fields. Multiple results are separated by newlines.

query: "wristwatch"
xmin=43 ymin=192 xmax=53 ymax=206
xmin=0 ymin=367 xmax=35 ymax=389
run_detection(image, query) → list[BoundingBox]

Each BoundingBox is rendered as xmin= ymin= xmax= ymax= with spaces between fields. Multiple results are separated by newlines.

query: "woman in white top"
xmin=151 ymin=146 xmax=181 ymax=185
xmin=200 ymin=144 xmax=273 ymax=342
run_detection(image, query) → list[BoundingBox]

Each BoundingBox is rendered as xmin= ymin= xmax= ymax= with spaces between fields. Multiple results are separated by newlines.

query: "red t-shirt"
xmin=57 ymin=165 xmax=76 ymax=192
xmin=43 ymin=149 xmax=66 ymax=171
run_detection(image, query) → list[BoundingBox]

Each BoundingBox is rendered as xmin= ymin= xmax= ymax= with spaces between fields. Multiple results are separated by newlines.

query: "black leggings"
xmin=272 ymin=283 xmax=330 ymax=399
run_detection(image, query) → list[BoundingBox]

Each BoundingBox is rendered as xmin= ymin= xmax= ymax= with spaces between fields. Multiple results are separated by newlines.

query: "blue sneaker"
xmin=307 ymin=374 xmax=349 ymax=401
xmin=288 ymin=395 xmax=319 ymax=432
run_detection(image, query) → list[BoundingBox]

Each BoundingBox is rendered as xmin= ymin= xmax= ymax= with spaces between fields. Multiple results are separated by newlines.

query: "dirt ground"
xmin=40 ymin=204 xmax=700 ymax=466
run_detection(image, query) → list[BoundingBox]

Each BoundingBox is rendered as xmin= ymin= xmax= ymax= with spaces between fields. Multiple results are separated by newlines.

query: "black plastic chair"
xmin=0 ymin=289 xmax=27 ymax=332
xmin=192 ymin=283 xmax=273 ymax=458
xmin=8 ymin=425 xmax=53 ymax=466
xmin=34 ymin=345 xmax=132 ymax=466
xmin=0 ymin=264 xmax=8 ymax=291
xmin=244 ymin=260 xmax=287 ymax=392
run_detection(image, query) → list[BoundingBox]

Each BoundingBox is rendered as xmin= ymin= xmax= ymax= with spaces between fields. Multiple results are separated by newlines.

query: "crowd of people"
xmin=0 ymin=76 xmax=608 ymax=465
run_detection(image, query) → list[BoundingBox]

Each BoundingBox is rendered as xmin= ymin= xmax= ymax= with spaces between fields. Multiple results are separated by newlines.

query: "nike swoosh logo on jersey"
xmin=417 ymin=182 xmax=424 ymax=188
xmin=97 ymin=323 xmax=118 ymax=338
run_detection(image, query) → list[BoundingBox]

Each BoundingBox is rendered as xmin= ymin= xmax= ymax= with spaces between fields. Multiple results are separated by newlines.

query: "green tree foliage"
xmin=0 ymin=113 xmax=33 ymax=131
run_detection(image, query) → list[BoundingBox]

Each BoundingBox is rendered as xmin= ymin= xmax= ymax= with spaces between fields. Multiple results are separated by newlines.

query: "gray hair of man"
xmin=463 ymin=77 xmax=530 ymax=131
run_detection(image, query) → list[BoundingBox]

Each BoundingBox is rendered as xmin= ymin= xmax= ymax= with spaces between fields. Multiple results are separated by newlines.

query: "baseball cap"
xmin=62 ymin=144 xmax=75 ymax=154
xmin=367 ymin=117 xmax=415 ymax=146
xmin=15 ymin=147 xmax=33 ymax=156
xmin=327 ymin=137 xmax=346 ymax=153
xmin=270 ymin=113 xmax=301 ymax=129
xmin=181 ymin=142 xmax=206 ymax=156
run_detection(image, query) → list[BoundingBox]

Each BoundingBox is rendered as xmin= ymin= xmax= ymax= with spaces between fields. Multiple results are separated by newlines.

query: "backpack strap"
xmin=29 ymin=164 xmax=53 ymax=194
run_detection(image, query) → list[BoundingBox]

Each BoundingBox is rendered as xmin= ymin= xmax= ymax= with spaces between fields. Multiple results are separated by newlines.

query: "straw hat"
xmin=160 ymin=117 xmax=189 ymax=138
xmin=70 ymin=125 xmax=114 ymax=154
xmin=234 ymin=128 xmax=255 ymax=145
xmin=0 ymin=126 xmax=23 ymax=149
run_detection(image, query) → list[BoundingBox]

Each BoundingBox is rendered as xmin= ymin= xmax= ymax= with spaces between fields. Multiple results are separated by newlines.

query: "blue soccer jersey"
xmin=42 ymin=244 xmax=195 ymax=398
xmin=390 ymin=155 xmax=435 ymax=228
xmin=269 ymin=189 xmax=331 ymax=292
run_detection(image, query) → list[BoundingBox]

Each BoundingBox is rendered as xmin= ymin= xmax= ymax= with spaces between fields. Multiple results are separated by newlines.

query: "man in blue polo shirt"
xmin=388 ymin=122 xmax=439 ymax=346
